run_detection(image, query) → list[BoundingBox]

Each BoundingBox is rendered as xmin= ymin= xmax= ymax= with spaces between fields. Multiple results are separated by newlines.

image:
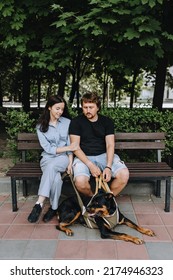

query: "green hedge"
xmin=1 ymin=107 xmax=173 ymax=166
xmin=101 ymin=107 xmax=173 ymax=165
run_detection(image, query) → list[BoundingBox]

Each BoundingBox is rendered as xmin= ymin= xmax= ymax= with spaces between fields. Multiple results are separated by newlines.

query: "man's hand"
xmin=102 ymin=168 xmax=111 ymax=182
xmin=87 ymin=161 xmax=101 ymax=177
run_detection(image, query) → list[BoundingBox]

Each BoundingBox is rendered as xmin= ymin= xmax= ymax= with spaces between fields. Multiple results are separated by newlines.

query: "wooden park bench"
xmin=6 ymin=132 xmax=173 ymax=212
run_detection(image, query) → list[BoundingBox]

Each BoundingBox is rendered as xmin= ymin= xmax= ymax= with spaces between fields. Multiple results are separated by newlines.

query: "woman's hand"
xmin=69 ymin=142 xmax=80 ymax=151
xmin=66 ymin=162 xmax=73 ymax=174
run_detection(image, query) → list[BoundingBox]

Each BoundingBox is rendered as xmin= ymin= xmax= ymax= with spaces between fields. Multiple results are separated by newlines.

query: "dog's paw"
xmin=144 ymin=229 xmax=155 ymax=236
xmin=65 ymin=229 xmax=74 ymax=236
xmin=133 ymin=237 xmax=144 ymax=245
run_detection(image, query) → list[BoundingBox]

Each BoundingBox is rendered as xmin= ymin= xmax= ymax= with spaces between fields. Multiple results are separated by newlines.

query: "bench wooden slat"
xmin=116 ymin=142 xmax=165 ymax=150
xmin=18 ymin=142 xmax=42 ymax=150
xmin=115 ymin=132 xmax=165 ymax=140
xmin=18 ymin=133 xmax=39 ymax=140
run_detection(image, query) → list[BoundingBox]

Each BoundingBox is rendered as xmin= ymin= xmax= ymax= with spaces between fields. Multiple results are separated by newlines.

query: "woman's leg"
xmin=28 ymin=155 xmax=68 ymax=223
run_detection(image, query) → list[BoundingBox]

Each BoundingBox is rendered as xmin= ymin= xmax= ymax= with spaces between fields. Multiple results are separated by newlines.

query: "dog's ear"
xmin=98 ymin=189 xmax=105 ymax=195
xmin=105 ymin=193 xmax=117 ymax=214
xmin=105 ymin=193 xmax=114 ymax=200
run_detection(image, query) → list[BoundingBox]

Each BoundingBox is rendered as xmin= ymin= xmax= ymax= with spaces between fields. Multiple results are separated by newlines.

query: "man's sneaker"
xmin=43 ymin=207 xmax=57 ymax=223
xmin=27 ymin=204 xmax=42 ymax=223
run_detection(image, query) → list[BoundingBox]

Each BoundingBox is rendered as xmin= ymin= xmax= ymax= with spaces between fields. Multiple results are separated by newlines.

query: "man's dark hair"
xmin=81 ymin=92 xmax=101 ymax=111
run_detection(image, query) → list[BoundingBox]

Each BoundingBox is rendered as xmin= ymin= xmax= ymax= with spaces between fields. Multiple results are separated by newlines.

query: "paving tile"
xmin=23 ymin=240 xmax=57 ymax=259
xmin=113 ymin=224 xmax=143 ymax=239
xmin=0 ymin=190 xmax=172 ymax=260
xmin=86 ymin=240 xmax=117 ymax=259
xmin=0 ymin=194 xmax=10 ymax=202
xmin=0 ymin=240 xmax=28 ymax=259
xmin=31 ymin=224 xmax=59 ymax=240
xmin=55 ymin=240 xmax=87 ymax=259
xmin=0 ymin=212 xmax=17 ymax=224
xmin=132 ymin=202 xmax=157 ymax=213
xmin=142 ymin=226 xmax=171 ymax=242
xmin=2 ymin=225 xmax=35 ymax=239
xmin=166 ymin=226 xmax=173 ymax=241
xmin=116 ymin=194 xmax=132 ymax=203
xmin=153 ymin=203 xmax=167 ymax=213
xmin=136 ymin=213 xmax=164 ymax=226
xmin=118 ymin=202 xmax=134 ymax=213
xmin=18 ymin=200 xmax=34 ymax=212
xmin=0 ymin=202 xmax=24 ymax=212
xmin=85 ymin=226 xmax=102 ymax=240
xmin=12 ymin=212 xmax=31 ymax=224
xmin=116 ymin=241 xmax=149 ymax=259
xmin=146 ymin=242 xmax=173 ymax=260
xmin=58 ymin=224 xmax=88 ymax=240
xmin=131 ymin=194 xmax=152 ymax=202
xmin=159 ymin=212 xmax=173 ymax=226
xmin=0 ymin=225 xmax=10 ymax=238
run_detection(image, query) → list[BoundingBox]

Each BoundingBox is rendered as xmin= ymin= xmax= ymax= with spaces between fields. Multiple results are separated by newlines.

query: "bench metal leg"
xmin=11 ymin=178 xmax=18 ymax=212
xmin=155 ymin=180 xmax=161 ymax=197
xmin=23 ymin=180 xmax=28 ymax=197
xmin=164 ymin=177 xmax=171 ymax=212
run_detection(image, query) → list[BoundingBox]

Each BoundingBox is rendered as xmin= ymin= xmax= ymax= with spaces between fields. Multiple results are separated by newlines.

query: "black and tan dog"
xmin=56 ymin=186 xmax=155 ymax=245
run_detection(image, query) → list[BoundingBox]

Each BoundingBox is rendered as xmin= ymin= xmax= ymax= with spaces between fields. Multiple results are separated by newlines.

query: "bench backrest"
xmin=17 ymin=132 xmax=166 ymax=162
xmin=115 ymin=132 xmax=165 ymax=150
xmin=18 ymin=133 xmax=42 ymax=150
xmin=115 ymin=132 xmax=165 ymax=162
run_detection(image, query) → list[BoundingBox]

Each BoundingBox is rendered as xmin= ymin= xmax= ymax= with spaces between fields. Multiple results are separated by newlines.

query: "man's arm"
xmin=105 ymin=134 xmax=115 ymax=168
xmin=102 ymin=134 xmax=115 ymax=182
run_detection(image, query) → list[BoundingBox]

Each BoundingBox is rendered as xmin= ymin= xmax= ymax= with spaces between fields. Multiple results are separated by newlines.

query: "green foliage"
xmin=1 ymin=107 xmax=173 ymax=166
xmin=101 ymin=107 xmax=173 ymax=163
xmin=0 ymin=109 xmax=36 ymax=161
xmin=1 ymin=109 xmax=36 ymax=139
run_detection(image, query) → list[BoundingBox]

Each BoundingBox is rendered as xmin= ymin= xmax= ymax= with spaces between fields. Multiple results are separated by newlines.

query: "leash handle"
xmin=95 ymin=174 xmax=111 ymax=194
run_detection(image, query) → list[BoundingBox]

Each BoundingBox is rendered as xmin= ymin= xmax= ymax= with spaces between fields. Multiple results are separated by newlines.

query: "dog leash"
xmin=95 ymin=173 xmax=112 ymax=194
xmin=68 ymin=173 xmax=87 ymax=214
xmin=67 ymin=173 xmax=119 ymax=229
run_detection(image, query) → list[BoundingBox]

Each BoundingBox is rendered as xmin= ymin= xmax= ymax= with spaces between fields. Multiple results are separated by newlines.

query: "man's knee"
xmin=74 ymin=175 xmax=89 ymax=189
xmin=74 ymin=175 xmax=92 ymax=195
xmin=115 ymin=168 xmax=129 ymax=185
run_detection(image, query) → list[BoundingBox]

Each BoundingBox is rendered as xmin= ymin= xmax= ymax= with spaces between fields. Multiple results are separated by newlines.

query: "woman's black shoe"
xmin=43 ymin=207 xmax=56 ymax=222
xmin=28 ymin=204 xmax=42 ymax=223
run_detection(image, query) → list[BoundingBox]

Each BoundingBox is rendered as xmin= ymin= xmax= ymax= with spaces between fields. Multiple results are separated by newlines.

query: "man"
xmin=69 ymin=92 xmax=129 ymax=197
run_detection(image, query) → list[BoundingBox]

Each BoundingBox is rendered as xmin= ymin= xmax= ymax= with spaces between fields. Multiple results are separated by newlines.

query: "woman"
xmin=28 ymin=95 xmax=78 ymax=223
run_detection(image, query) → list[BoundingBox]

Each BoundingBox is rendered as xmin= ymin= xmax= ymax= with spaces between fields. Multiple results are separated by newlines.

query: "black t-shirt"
xmin=69 ymin=114 xmax=114 ymax=156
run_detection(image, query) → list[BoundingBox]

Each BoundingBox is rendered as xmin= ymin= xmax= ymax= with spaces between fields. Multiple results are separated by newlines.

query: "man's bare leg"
xmin=74 ymin=175 xmax=93 ymax=196
xmin=110 ymin=168 xmax=129 ymax=196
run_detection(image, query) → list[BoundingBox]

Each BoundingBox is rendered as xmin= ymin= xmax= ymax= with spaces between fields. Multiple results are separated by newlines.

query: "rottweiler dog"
xmin=56 ymin=189 xmax=155 ymax=245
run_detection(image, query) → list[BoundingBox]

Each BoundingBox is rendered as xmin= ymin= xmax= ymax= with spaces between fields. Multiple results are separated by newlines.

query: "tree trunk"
xmin=152 ymin=0 xmax=173 ymax=111
xmin=0 ymin=79 xmax=2 ymax=107
xmin=22 ymin=56 xmax=30 ymax=112
xmin=37 ymin=75 xmax=41 ymax=109
xmin=57 ymin=67 xmax=67 ymax=97
xmin=130 ymin=70 xmax=138 ymax=109
xmin=152 ymin=56 xmax=167 ymax=111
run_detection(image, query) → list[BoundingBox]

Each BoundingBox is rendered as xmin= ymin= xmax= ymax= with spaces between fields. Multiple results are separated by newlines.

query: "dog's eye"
xmin=94 ymin=201 xmax=99 ymax=206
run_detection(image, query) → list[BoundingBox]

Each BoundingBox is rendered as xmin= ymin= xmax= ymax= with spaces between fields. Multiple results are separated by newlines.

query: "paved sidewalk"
xmin=0 ymin=190 xmax=173 ymax=260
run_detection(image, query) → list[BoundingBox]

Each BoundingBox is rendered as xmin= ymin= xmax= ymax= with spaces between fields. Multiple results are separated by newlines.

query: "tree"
xmin=153 ymin=0 xmax=173 ymax=110
xmin=1 ymin=0 xmax=173 ymax=110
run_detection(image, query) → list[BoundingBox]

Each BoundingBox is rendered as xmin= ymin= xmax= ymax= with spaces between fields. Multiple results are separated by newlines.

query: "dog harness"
xmin=69 ymin=174 xmax=119 ymax=229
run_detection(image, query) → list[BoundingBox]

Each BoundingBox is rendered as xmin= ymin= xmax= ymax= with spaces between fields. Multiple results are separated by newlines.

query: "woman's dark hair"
xmin=38 ymin=95 xmax=70 ymax=132
xmin=81 ymin=92 xmax=101 ymax=111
